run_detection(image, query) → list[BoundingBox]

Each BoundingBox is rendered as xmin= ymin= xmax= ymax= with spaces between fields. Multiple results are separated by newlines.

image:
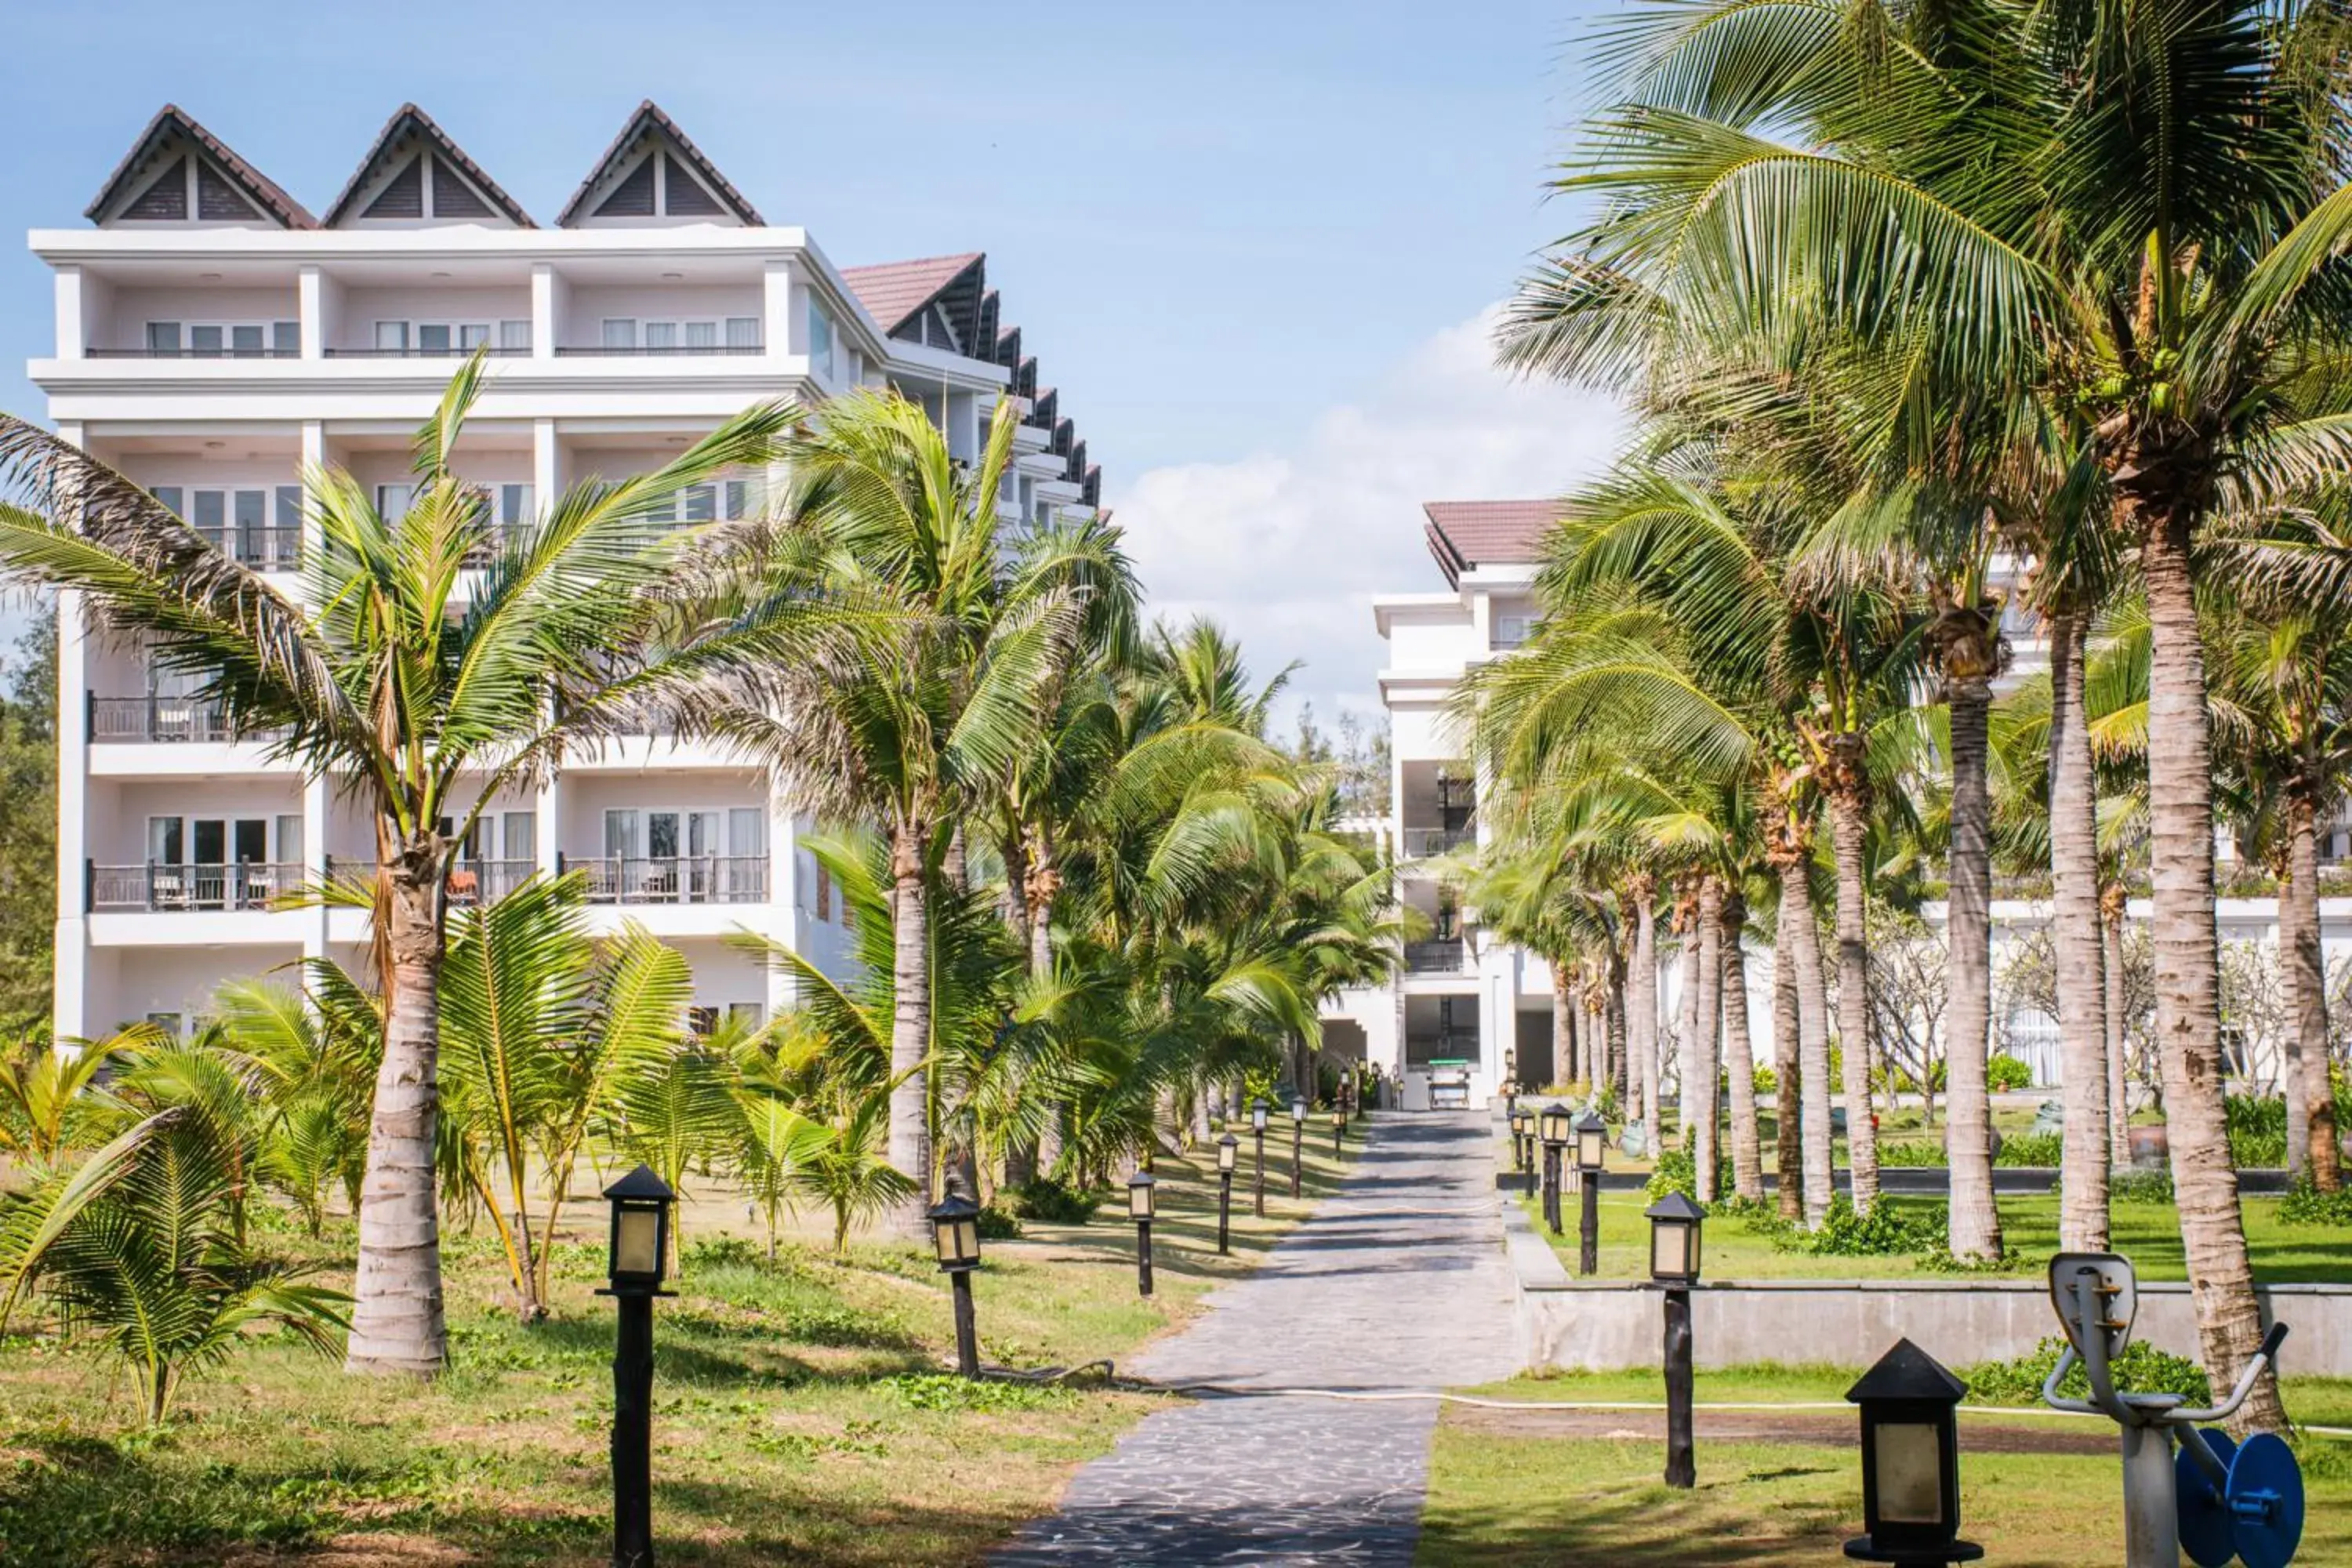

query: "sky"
xmin=0 ymin=0 xmax=1624 ymax=725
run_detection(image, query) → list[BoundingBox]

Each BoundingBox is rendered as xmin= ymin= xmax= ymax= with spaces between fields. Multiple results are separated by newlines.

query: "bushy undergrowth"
xmin=1986 ymin=1054 xmax=2034 ymax=1092
xmin=1994 ymin=1131 xmax=2063 ymax=1167
xmin=1716 ymin=1193 xmax=1950 ymax=1258
xmin=2227 ymin=1094 xmax=2289 ymax=1168
xmin=878 ymin=1373 xmax=1077 ymax=1413
xmin=1010 ymin=1178 xmax=1103 ymax=1225
xmin=976 ymin=1205 xmax=1025 ymax=1240
xmin=1644 ymin=1147 xmax=1732 ymax=1203
xmin=2111 ymin=1167 xmax=2175 ymax=1204
xmin=2281 ymin=1178 xmax=2352 ymax=1227
xmin=1963 ymin=1335 xmax=2209 ymax=1406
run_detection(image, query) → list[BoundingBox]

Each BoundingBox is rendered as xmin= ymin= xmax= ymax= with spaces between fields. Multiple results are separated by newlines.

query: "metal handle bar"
xmin=2175 ymin=1322 xmax=2288 ymax=1425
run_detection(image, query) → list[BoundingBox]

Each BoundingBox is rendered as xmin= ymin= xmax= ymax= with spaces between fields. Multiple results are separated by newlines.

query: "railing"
xmin=1400 ymin=826 xmax=1476 ymax=858
xmin=192 ymin=525 xmax=300 ymax=570
xmin=89 ymin=695 xmax=294 ymax=744
xmin=444 ymin=858 xmax=536 ymax=907
xmin=578 ymin=855 xmax=768 ymax=905
xmin=1404 ymin=939 xmax=1472 ymax=975
xmin=322 ymin=347 xmax=532 ymax=359
xmin=90 ymin=862 xmax=299 ymax=912
xmin=85 ymin=347 xmax=299 ymax=360
xmin=553 ymin=344 xmax=764 ymax=358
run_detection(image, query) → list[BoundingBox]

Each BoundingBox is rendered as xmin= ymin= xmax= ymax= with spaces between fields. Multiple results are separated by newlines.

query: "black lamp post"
xmin=600 ymin=1163 xmax=676 ymax=1568
xmin=1538 ymin=1101 xmax=1571 ymax=1234
xmin=1646 ymin=1191 xmax=1705 ymax=1490
xmin=1509 ymin=1105 xmax=1534 ymax=1192
xmin=1216 ymin=1132 xmax=1238 ymax=1254
xmin=927 ymin=1188 xmax=983 ymax=1377
xmin=1502 ymin=1080 xmax=1518 ymax=1125
xmin=1251 ymin=1097 xmax=1269 ymax=1216
xmin=1574 ymin=1109 xmax=1606 ymax=1276
xmin=1289 ymin=1095 xmax=1307 ymax=1198
xmin=1330 ymin=1102 xmax=1345 ymax=1157
xmin=1128 ymin=1169 xmax=1157 ymax=1295
xmin=1843 ymin=1339 xmax=1982 ymax=1564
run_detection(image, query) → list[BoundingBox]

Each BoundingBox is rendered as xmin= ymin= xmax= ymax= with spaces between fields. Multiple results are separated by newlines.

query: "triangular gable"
xmin=840 ymin=252 xmax=987 ymax=346
xmin=557 ymin=101 xmax=761 ymax=227
xmin=324 ymin=104 xmax=535 ymax=227
xmin=87 ymin=105 xmax=315 ymax=228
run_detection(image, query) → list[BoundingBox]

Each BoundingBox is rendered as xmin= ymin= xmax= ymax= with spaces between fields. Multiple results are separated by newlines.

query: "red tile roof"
xmin=86 ymin=104 xmax=318 ymax=228
xmin=323 ymin=103 xmax=535 ymax=227
xmin=1422 ymin=500 xmax=1560 ymax=587
xmin=840 ymin=252 xmax=983 ymax=336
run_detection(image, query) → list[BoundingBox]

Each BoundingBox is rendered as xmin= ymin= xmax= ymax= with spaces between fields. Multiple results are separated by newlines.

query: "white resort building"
xmin=1326 ymin=500 xmax=2352 ymax=1111
xmin=34 ymin=101 xmax=1103 ymax=1042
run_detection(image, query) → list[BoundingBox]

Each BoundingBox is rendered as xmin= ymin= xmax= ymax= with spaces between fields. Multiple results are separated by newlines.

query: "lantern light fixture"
xmin=1539 ymin=1100 xmax=1573 ymax=1148
xmin=1127 ymin=1168 xmax=1157 ymax=1221
xmin=603 ymin=1163 xmax=676 ymax=1292
xmin=1574 ymin=1109 xmax=1608 ymax=1173
xmin=1645 ymin=1191 xmax=1706 ymax=1286
xmin=1843 ymin=1338 xmax=1981 ymax=1564
xmin=1290 ymin=1095 xmax=1308 ymax=1125
xmin=1251 ymin=1098 xmax=1270 ymax=1132
xmin=1218 ymin=1131 xmax=1239 ymax=1174
xmin=926 ymin=1189 xmax=982 ymax=1272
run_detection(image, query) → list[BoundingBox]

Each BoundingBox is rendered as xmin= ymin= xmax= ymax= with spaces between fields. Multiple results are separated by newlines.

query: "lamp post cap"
xmin=926 ymin=1190 xmax=982 ymax=1223
xmin=1128 ymin=1168 xmax=1156 ymax=1186
xmin=1845 ymin=1338 xmax=1967 ymax=1405
xmin=602 ymin=1163 xmax=676 ymax=1203
xmin=1218 ymin=1131 xmax=1240 ymax=1146
xmin=1643 ymin=1192 xmax=1706 ymax=1222
xmin=1573 ymin=1109 xmax=1606 ymax=1132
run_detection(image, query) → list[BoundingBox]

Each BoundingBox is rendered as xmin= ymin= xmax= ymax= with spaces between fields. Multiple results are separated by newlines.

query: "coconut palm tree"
xmin=0 ymin=361 xmax=829 ymax=1376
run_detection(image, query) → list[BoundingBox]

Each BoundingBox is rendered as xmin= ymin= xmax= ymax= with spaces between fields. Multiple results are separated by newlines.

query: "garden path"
xmin=993 ymin=1109 xmax=1517 ymax=1566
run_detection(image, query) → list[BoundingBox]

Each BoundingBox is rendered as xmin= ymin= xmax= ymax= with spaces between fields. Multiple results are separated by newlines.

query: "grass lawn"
xmin=1417 ymin=1369 xmax=2352 ymax=1567
xmin=0 ymin=1121 xmax=1364 ymax=1566
xmin=1515 ymin=1185 xmax=2352 ymax=1282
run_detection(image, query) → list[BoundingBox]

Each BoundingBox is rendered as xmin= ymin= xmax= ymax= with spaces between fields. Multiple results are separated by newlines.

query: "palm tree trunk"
xmin=1675 ymin=915 xmax=1700 ymax=1156
xmin=2049 ymin=607 xmax=2112 ymax=1250
xmin=1773 ymin=918 xmax=1803 ymax=1220
xmin=887 ymin=818 xmax=933 ymax=1237
xmin=2138 ymin=508 xmax=2285 ymax=1432
xmin=1607 ymin=965 xmax=1628 ymax=1104
xmin=2285 ymin=788 xmax=2339 ymax=1190
xmin=1781 ymin=862 xmax=1836 ymax=1225
xmin=1721 ymin=890 xmax=1762 ymax=1201
xmin=2104 ymin=885 xmax=2132 ymax=1167
xmin=1632 ymin=883 xmax=1662 ymax=1157
xmin=1552 ymin=964 xmax=1574 ymax=1087
xmin=345 ymin=855 xmax=449 ymax=1377
xmin=1826 ymin=776 xmax=1881 ymax=1210
xmin=1945 ymin=669 xmax=2002 ymax=1261
xmin=1692 ymin=877 xmax=1723 ymax=1202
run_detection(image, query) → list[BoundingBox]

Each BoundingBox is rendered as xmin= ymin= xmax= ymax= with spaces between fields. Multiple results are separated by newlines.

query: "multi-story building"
xmin=1330 ymin=499 xmax=2352 ymax=1108
xmin=34 ymin=101 xmax=1104 ymax=1041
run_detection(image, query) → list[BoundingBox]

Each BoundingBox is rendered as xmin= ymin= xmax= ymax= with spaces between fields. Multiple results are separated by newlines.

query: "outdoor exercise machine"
xmin=2042 ymin=1251 xmax=2301 ymax=1568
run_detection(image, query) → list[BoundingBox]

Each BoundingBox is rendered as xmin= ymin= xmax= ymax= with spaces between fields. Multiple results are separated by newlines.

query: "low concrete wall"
xmin=1500 ymin=1202 xmax=2352 ymax=1375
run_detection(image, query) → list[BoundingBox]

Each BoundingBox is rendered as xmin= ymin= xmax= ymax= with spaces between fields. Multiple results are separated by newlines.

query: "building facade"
xmin=35 ymin=101 xmax=1103 ymax=1042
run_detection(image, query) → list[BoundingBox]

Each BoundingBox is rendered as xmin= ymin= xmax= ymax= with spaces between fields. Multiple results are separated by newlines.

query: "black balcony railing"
xmin=444 ymin=858 xmax=536 ymax=906
xmin=1400 ymin=826 xmax=1476 ymax=858
xmin=85 ymin=347 xmax=301 ymax=360
xmin=88 ymin=695 xmax=293 ymax=744
xmin=579 ymin=855 xmax=768 ymax=905
xmin=322 ymin=347 xmax=532 ymax=359
xmin=1404 ymin=939 xmax=1472 ymax=975
xmin=552 ymin=344 xmax=763 ymax=358
xmin=90 ymin=861 xmax=299 ymax=911
xmin=191 ymin=525 xmax=300 ymax=571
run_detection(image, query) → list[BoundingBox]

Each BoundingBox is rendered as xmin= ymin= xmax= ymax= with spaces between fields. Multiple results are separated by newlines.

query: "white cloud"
xmin=1104 ymin=307 xmax=1624 ymax=733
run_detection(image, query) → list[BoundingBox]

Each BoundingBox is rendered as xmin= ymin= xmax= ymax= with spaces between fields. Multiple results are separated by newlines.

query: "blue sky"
xmin=0 ymin=0 xmax=1624 ymax=720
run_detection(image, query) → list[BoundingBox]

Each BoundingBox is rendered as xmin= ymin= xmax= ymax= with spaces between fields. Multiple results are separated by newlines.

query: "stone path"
xmin=994 ymin=1111 xmax=1517 ymax=1566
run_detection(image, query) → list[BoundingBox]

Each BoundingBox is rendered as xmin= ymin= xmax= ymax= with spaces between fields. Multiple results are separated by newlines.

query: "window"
xmin=273 ymin=321 xmax=299 ymax=355
xmin=146 ymin=320 xmax=295 ymax=357
xmin=601 ymin=318 xmax=637 ymax=349
xmin=275 ymin=815 xmax=304 ymax=866
xmin=688 ymin=1006 xmax=720 ymax=1037
xmin=725 ymin=316 xmax=760 ymax=350
xmin=603 ymin=317 xmax=757 ymax=353
xmin=499 ymin=318 xmax=532 ymax=350
xmin=376 ymin=484 xmax=414 ymax=522
xmin=144 ymin=1011 xmax=185 ymax=1039
xmin=807 ymin=299 xmax=836 ymax=381
xmin=499 ymin=811 xmax=535 ymax=862
xmin=147 ymin=321 xmax=180 ymax=354
xmin=728 ymin=1002 xmax=764 ymax=1025
xmin=375 ymin=321 xmax=408 ymax=351
xmin=497 ymin=484 xmax=534 ymax=528
xmin=1494 ymin=615 xmax=1533 ymax=650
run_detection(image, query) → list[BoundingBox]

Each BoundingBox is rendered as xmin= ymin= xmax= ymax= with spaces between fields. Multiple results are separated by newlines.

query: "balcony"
xmin=321 ymin=347 xmax=533 ymax=360
xmin=85 ymin=347 xmax=302 ymax=361
xmin=577 ymin=855 xmax=768 ymax=905
xmin=90 ymin=861 xmax=299 ymax=912
xmin=445 ymin=858 xmax=536 ymax=907
xmin=89 ymin=696 xmax=289 ymax=745
xmin=554 ymin=343 xmax=763 ymax=358
xmin=191 ymin=525 xmax=300 ymax=572
xmin=1404 ymin=938 xmax=1472 ymax=975
xmin=1401 ymin=826 xmax=1476 ymax=858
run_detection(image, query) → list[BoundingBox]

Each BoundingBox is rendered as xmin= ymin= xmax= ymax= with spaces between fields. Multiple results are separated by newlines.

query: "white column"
xmin=536 ymin=775 xmax=564 ymax=877
xmin=297 ymin=266 xmax=325 ymax=360
xmin=764 ymin=259 xmax=803 ymax=360
xmin=530 ymin=263 xmax=562 ymax=361
xmin=764 ymin=786 xmax=798 ymax=1014
xmin=53 ymin=267 xmax=84 ymax=360
xmin=532 ymin=419 xmax=557 ymax=514
xmin=53 ymin=423 xmax=89 ymax=1042
xmin=303 ymin=776 xmax=330 ymax=968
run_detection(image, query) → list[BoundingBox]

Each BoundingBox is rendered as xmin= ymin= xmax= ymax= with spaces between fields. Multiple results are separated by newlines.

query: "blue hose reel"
xmin=2176 ymin=1428 xmax=2305 ymax=1568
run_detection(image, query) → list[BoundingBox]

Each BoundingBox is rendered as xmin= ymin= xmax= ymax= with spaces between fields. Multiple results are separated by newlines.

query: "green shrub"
xmin=1964 ymin=1335 xmax=2209 ymax=1406
xmin=2111 ymin=1167 xmax=2175 ymax=1204
xmin=2225 ymin=1094 xmax=2288 ymax=1167
xmin=2280 ymin=1178 xmax=2352 ymax=1227
xmin=1982 ymin=1053 xmax=2032 ymax=1091
xmin=786 ymin=1304 xmax=913 ymax=1348
xmin=1751 ymin=1065 xmax=1777 ymax=1096
xmin=1011 ymin=1178 xmax=1102 ymax=1225
xmin=1879 ymin=1140 xmax=1948 ymax=1167
xmin=975 ymin=1204 xmax=1023 ymax=1240
xmin=1773 ymin=1196 xmax=1947 ymax=1257
xmin=878 ymin=1373 xmax=1076 ymax=1412
xmin=684 ymin=1236 xmax=768 ymax=1272
xmin=1643 ymin=1146 xmax=1732 ymax=1203
xmin=1994 ymin=1131 xmax=2063 ymax=1167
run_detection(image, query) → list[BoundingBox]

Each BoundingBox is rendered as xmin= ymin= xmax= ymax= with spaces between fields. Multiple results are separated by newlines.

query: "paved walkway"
xmin=994 ymin=1111 xmax=1517 ymax=1566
